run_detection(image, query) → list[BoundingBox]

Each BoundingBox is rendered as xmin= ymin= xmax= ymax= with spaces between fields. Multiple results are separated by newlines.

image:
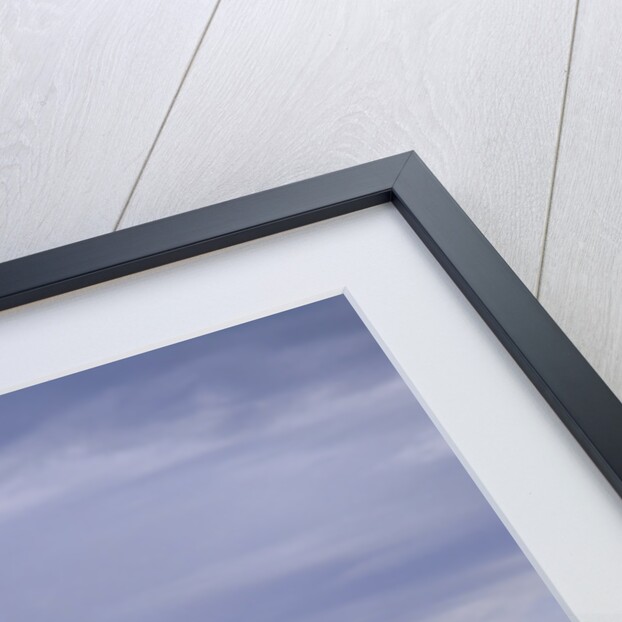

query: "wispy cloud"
xmin=0 ymin=296 xmax=567 ymax=621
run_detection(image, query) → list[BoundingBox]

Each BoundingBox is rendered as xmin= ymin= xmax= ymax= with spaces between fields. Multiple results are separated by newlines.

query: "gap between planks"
xmin=535 ymin=0 xmax=581 ymax=299
xmin=113 ymin=0 xmax=225 ymax=231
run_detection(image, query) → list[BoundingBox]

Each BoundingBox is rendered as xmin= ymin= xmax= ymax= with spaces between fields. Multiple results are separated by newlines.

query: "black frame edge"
xmin=393 ymin=151 xmax=622 ymax=498
xmin=0 ymin=153 xmax=410 ymax=311
xmin=1 ymin=150 xmax=621 ymax=498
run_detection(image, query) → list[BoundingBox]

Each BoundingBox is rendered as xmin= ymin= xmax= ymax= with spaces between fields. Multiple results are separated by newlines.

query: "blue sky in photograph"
xmin=0 ymin=296 xmax=567 ymax=621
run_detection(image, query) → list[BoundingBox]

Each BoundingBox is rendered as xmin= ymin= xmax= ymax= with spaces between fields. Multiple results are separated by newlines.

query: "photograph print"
xmin=0 ymin=295 xmax=568 ymax=621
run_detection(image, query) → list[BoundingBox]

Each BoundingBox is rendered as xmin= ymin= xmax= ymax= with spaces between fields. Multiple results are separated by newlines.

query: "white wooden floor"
xmin=2 ymin=0 xmax=620 ymax=399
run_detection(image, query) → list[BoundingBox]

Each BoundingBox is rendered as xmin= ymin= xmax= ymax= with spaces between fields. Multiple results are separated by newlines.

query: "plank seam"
xmin=535 ymin=0 xmax=581 ymax=298
xmin=112 ymin=0 xmax=225 ymax=232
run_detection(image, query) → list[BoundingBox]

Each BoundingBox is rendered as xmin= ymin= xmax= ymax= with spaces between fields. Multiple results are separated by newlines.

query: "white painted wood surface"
xmin=118 ymin=0 xmax=576 ymax=290
xmin=539 ymin=1 xmax=622 ymax=400
xmin=0 ymin=0 xmax=218 ymax=262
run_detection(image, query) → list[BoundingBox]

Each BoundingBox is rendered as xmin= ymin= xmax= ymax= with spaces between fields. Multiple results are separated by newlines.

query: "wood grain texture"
xmin=0 ymin=0 xmax=218 ymax=262
xmin=119 ymin=0 xmax=576 ymax=290
xmin=539 ymin=1 xmax=622 ymax=400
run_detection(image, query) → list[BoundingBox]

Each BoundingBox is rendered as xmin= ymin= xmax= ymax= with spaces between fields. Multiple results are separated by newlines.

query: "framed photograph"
xmin=1 ymin=152 xmax=620 ymax=620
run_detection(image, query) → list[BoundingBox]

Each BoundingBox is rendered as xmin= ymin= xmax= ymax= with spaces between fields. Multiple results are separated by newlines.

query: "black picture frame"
xmin=1 ymin=151 xmax=620 ymax=498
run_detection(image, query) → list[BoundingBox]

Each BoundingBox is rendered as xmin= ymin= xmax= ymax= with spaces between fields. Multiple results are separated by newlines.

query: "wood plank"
xmin=0 ymin=0 xmax=218 ymax=261
xmin=119 ymin=0 xmax=576 ymax=290
xmin=539 ymin=0 xmax=622 ymax=400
